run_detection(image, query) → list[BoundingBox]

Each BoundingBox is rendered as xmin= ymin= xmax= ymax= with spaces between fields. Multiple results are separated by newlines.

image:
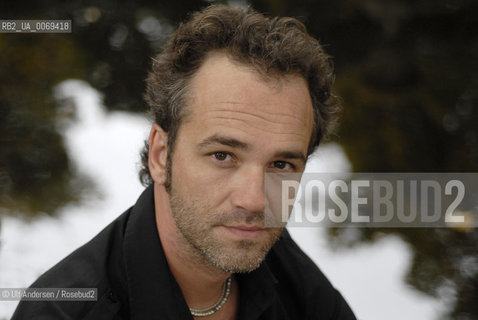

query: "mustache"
xmin=168 ymin=192 xmax=273 ymax=227
xmin=211 ymin=209 xmax=266 ymax=226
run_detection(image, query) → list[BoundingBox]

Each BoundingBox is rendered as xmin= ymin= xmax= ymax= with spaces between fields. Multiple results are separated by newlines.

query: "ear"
xmin=148 ymin=123 xmax=168 ymax=185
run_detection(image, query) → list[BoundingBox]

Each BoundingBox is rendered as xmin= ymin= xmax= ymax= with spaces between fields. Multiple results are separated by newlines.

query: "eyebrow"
xmin=197 ymin=134 xmax=307 ymax=163
xmin=197 ymin=134 xmax=249 ymax=150
xmin=273 ymin=151 xmax=307 ymax=164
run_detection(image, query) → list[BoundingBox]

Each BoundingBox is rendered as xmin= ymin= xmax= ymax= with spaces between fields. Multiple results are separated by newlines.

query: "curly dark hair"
xmin=139 ymin=4 xmax=340 ymax=186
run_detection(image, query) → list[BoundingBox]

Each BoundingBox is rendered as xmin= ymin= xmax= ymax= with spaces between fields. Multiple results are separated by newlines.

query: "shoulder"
xmin=266 ymin=229 xmax=357 ymax=320
xmin=11 ymin=209 xmax=132 ymax=320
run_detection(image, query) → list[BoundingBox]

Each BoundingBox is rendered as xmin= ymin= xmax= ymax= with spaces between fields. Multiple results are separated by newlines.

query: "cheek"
xmin=170 ymin=152 xmax=230 ymax=204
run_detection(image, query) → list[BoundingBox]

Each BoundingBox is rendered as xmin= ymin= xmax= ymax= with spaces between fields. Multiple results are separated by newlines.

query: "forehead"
xmin=182 ymin=52 xmax=314 ymax=147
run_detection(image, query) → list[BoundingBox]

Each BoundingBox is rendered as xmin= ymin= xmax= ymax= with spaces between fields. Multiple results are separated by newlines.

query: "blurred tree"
xmin=0 ymin=0 xmax=210 ymax=218
xmin=0 ymin=33 xmax=91 ymax=217
xmin=0 ymin=0 xmax=477 ymax=318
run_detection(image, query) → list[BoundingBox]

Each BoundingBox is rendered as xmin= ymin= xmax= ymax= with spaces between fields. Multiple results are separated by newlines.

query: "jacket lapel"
xmin=123 ymin=185 xmax=193 ymax=319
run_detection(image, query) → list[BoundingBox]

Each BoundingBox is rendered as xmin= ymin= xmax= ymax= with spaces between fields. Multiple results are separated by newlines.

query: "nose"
xmin=229 ymin=166 xmax=266 ymax=214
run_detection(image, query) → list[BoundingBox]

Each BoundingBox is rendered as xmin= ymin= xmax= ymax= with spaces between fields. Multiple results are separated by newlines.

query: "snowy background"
xmin=0 ymin=80 xmax=449 ymax=319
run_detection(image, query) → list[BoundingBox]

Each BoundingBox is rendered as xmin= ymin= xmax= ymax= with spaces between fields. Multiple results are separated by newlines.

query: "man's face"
xmin=168 ymin=53 xmax=314 ymax=273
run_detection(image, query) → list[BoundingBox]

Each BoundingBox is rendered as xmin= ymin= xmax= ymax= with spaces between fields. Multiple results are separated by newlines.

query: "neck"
xmin=153 ymin=183 xmax=233 ymax=310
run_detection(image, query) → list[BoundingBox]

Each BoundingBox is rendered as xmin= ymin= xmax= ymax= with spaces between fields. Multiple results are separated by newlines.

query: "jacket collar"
xmin=123 ymin=185 xmax=192 ymax=319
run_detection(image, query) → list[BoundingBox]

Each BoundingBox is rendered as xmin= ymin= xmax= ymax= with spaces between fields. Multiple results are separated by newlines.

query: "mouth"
xmin=221 ymin=225 xmax=266 ymax=239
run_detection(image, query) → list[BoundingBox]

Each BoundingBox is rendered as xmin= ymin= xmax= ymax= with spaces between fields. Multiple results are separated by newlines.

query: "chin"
xmin=208 ymin=245 xmax=270 ymax=273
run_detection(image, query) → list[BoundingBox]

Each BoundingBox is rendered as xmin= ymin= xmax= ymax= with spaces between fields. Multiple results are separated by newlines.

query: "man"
xmin=13 ymin=4 xmax=356 ymax=319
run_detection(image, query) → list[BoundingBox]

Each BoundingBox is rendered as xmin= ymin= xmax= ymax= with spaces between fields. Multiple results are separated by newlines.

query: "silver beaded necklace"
xmin=189 ymin=276 xmax=233 ymax=317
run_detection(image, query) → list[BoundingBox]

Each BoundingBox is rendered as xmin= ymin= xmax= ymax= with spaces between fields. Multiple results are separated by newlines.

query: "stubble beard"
xmin=168 ymin=187 xmax=283 ymax=273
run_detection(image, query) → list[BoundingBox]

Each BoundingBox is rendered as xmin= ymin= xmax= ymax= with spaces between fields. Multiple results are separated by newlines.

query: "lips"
xmin=221 ymin=225 xmax=266 ymax=239
xmin=229 ymin=225 xmax=264 ymax=231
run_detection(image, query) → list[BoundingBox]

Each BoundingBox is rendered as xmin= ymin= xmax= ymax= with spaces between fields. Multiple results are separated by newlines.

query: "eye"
xmin=213 ymin=151 xmax=230 ymax=161
xmin=210 ymin=151 xmax=236 ymax=168
xmin=271 ymin=161 xmax=294 ymax=170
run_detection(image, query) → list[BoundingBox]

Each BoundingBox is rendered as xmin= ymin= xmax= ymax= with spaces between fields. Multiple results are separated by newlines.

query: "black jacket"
xmin=12 ymin=186 xmax=357 ymax=319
